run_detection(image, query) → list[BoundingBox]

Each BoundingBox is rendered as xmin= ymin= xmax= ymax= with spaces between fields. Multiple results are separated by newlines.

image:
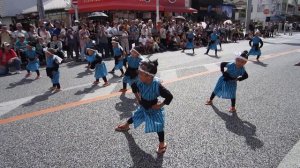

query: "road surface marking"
xmin=159 ymin=69 xmax=178 ymax=81
xmin=0 ymin=96 xmax=35 ymax=116
xmin=277 ymin=139 xmax=300 ymax=168
xmin=0 ymin=49 xmax=299 ymax=125
xmin=80 ymin=83 xmax=118 ymax=100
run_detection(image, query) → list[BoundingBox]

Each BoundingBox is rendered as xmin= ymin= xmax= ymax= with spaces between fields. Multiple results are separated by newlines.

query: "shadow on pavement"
xmin=207 ymin=54 xmax=221 ymax=59
xmin=123 ymin=132 xmax=164 ymax=168
xmin=185 ymin=52 xmax=195 ymax=56
xmin=76 ymin=68 xmax=94 ymax=78
xmin=6 ymin=78 xmax=35 ymax=89
xmin=249 ymin=60 xmax=268 ymax=67
xmin=212 ymin=105 xmax=264 ymax=150
xmin=74 ymin=84 xmax=100 ymax=95
xmin=294 ymin=62 xmax=300 ymax=66
xmin=115 ymin=92 xmax=137 ymax=120
xmin=22 ymin=91 xmax=56 ymax=107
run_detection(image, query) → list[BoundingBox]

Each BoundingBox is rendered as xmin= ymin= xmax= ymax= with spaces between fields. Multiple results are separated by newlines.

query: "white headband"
xmin=234 ymin=52 xmax=248 ymax=61
xmin=236 ymin=56 xmax=248 ymax=61
xmin=131 ymin=48 xmax=141 ymax=56
xmin=138 ymin=67 xmax=155 ymax=77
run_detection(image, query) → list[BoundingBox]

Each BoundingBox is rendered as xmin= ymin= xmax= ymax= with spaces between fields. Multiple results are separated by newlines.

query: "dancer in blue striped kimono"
xmin=120 ymin=46 xmax=145 ymax=92
xmin=109 ymin=39 xmax=125 ymax=77
xmin=85 ymin=48 xmax=96 ymax=70
xmin=248 ymin=31 xmax=263 ymax=61
xmin=86 ymin=48 xmax=110 ymax=87
xmin=182 ymin=29 xmax=195 ymax=54
xmin=205 ymin=50 xmax=249 ymax=112
xmin=25 ymin=42 xmax=40 ymax=79
xmin=115 ymin=59 xmax=173 ymax=154
xmin=205 ymin=29 xmax=219 ymax=57
xmin=45 ymin=48 xmax=62 ymax=92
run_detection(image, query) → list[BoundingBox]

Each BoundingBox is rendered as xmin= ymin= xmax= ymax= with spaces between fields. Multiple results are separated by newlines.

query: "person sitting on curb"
xmin=0 ymin=42 xmax=21 ymax=75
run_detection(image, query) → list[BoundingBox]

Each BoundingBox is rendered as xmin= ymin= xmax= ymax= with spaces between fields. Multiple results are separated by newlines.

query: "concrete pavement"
xmin=0 ymin=33 xmax=300 ymax=167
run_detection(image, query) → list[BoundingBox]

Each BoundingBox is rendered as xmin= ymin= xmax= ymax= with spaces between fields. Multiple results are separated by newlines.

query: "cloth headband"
xmin=234 ymin=52 xmax=248 ymax=61
xmin=131 ymin=48 xmax=141 ymax=56
xmin=236 ymin=56 xmax=248 ymax=61
xmin=138 ymin=66 xmax=155 ymax=77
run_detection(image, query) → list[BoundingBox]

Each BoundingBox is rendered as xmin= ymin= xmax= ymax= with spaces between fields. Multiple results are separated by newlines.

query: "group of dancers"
xmin=17 ymin=30 xmax=264 ymax=154
xmin=183 ymin=28 xmax=264 ymax=62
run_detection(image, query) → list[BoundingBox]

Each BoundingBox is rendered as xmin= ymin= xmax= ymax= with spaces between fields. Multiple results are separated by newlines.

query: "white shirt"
xmin=160 ymin=28 xmax=166 ymax=39
xmin=139 ymin=37 xmax=147 ymax=46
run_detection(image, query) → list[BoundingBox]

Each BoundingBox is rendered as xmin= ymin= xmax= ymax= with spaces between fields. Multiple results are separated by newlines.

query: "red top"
xmin=0 ymin=49 xmax=17 ymax=65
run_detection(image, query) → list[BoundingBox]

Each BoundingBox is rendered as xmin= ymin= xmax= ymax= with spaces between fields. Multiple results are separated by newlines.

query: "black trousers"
xmin=210 ymin=92 xmax=236 ymax=107
xmin=127 ymin=117 xmax=165 ymax=142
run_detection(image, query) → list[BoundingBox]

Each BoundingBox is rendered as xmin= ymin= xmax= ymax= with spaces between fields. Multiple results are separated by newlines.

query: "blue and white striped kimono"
xmin=248 ymin=36 xmax=263 ymax=56
xmin=95 ymin=62 xmax=108 ymax=79
xmin=46 ymin=55 xmax=60 ymax=84
xmin=86 ymin=53 xmax=96 ymax=64
xmin=208 ymin=33 xmax=218 ymax=50
xmin=123 ymin=55 xmax=144 ymax=85
xmin=132 ymin=77 xmax=165 ymax=133
xmin=213 ymin=62 xmax=246 ymax=99
xmin=186 ymin=32 xmax=195 ymax=49
xmin=113 ymin=47 xmax=123 ymax=70
xmin=25 ymin=49 xmax=39 ymax=72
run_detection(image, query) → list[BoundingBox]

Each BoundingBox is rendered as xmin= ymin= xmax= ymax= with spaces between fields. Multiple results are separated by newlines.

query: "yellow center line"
xmin=0 ymin=49 xmax=299 ymax=125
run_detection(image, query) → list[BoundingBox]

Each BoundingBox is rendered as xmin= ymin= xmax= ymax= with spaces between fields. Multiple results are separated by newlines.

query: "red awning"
xmin=69 ymin=0 xmax=197 ymax=14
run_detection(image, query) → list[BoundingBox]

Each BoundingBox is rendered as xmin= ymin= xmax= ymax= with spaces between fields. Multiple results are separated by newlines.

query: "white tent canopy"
xmin=22 ymin=0 xmax=70 ymax=14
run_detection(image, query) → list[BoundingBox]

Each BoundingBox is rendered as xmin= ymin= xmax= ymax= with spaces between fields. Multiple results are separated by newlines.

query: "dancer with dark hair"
xmin=205 ymin=51 xmax=249 ymax=112
xmin=115 ymin=59 xmax=173 ymax=154
xmin=204 ymin=29 xmax=219 ymax=57
xmin=45 ymin=48 xmax=63 ymax=92
xmin=248 ymin=31 xmax=263 ymax=61
xmin=120 ymin=46 xmax=145 ymax=92
xmin=86 ymin=48 xmax=109 ymax=86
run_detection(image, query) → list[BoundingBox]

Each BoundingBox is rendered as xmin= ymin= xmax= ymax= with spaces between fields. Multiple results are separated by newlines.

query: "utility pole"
xmin=245 ymin=0 xmax=252 ymax=33
xmin=156 ymin=0 xmax=160 ymax=25
xmin=37 ymin=0 xmax=45 ymax=20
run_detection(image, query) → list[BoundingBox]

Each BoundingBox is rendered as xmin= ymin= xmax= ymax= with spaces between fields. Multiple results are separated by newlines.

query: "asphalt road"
xmin=0 ymin=33 xmax=300 ymax=168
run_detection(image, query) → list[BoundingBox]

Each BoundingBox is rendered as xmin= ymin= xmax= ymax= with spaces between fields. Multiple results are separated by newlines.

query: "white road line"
xmin=203 ymin=63 xmax=220 ymax=71
xmin=159 ymin=69 xmax=178 ymax=81
xmin=277 ymin=140 xmax=300 ymax=168
xmin=80 ymin=83 xmax=118 ymax=100
xmin=0 ymin=96 xmax=35 ymax=117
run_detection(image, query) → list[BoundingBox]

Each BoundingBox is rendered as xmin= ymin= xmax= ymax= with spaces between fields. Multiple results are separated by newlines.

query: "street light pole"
xmin=37 ymin=0 xmax=45 ymax=20
xmin=245 ymin=0 xmax=252 ymax=33
xmin=156 ymin=0 xmax=159 ymax=24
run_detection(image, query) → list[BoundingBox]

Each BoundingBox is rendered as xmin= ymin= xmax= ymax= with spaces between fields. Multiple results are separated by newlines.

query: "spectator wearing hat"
xmin=12 ymin=23 xmax=29 ymax=43
xmin=24 ymin=41 xmax=40 ymax=79
xmin=14 ymin=33 xmax=28 ymax=64
xmin=0 ymin=25 xmax=12 ymax=45
xmin=28 ymin=24 xmax=38 ymax=43
xmin=37 ymin=23 xmax=51 ymax=44
xmin=0 ymin=42 xmax=21 ymax=75
xmin=49 ymin=34 xmax=65 ymax=61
